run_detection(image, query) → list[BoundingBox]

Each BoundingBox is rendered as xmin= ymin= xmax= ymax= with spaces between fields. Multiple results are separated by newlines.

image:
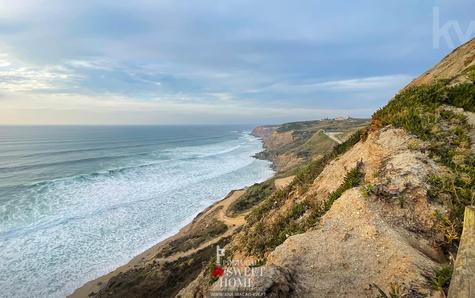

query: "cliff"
xmin=252 ymin=118 xmax=369 ymax=173
xmin=178 ymin=38 xmax=475 ymax=297
xmin=76 ymin=38 xmax=475 ymax=298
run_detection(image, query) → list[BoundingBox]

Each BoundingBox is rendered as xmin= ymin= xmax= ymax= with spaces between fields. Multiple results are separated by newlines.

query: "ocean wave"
xmin=0 ymin=128 xmax=273 ymax=298
xmin=0 ymin=139 xmax=248 ymax=190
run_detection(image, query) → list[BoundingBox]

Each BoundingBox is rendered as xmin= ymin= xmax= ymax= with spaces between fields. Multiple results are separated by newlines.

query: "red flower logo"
xmin=212 ymin=266 xmax=224 ymax=277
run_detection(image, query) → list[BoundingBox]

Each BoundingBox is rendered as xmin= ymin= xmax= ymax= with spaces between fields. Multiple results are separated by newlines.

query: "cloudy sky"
xmin=0 ymin=1 xmax=474 ymax=125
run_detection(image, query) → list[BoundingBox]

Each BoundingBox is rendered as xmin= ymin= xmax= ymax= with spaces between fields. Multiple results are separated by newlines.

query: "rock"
xmin=448 ymin=206 xmax=475 ymax=298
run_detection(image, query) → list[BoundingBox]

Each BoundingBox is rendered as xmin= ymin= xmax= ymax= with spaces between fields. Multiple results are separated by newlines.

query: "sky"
xmin=0 ymin=1 xmax=474 ymax=125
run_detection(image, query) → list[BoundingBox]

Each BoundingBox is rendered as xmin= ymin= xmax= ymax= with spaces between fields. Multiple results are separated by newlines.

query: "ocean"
xmin=0 ymin=125 xmax=274 ymax=298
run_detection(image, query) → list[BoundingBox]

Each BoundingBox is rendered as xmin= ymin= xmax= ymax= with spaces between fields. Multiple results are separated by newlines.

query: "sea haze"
xmin=0 ymin=125 xmax=274 ymax=298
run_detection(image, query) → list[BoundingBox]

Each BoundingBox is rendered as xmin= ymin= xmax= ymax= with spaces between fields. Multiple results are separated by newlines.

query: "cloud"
xmin=0 ymin=90 xmax=373 ymax=125
xmin=0 ymin=50 xmax=81 ymax=92
xmin=259 ymin=75 xmax=413 ymax=93
xmin=0 ymin=0 xmax=473 ymax=124
xmin=307 ymin=75 xmax=414 ymax=91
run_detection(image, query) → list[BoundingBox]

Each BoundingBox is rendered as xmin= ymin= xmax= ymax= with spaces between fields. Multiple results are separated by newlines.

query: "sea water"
xmin=0 ymin=125 xmax=273 ymax=298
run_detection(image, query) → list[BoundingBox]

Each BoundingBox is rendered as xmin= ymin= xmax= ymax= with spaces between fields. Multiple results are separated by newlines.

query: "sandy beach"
xmin=70 ymin=173 xmax=296 ymax=297
xmin=69 ymin=189 xmax=248 ymax=297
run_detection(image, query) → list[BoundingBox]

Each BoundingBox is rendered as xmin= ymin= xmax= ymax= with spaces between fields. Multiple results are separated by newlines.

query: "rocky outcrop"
xmin=251 ymin=126 xmax=279 ymax=140
xmin=213 ymin=127 xmax=447 ymax=297
xmin=252 ymin=126 xmax=300 ymax=172
xmin=253 ymin=119 xmax=369 ymax=172
xmin=200 ymin=38 xmax=475 ymax=298
xmin=448 ymin=207 xmax=475 ymax=298
xmin=252 ymin=127 xmax=293 ymax=151
xmin=75 ymin=37 xmax=475 ymax=298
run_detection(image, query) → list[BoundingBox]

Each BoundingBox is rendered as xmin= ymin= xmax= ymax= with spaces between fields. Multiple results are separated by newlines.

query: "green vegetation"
xmin=228 ymin=179 xmax=276 ymax=215
xmin=463 ymin=64 xmax=475 ymax=82
xmin=246 ymin=128 xmax=364 ymax=227
xmin=305 ymin=166 xmax=363 ymax=227
xmin=245 ymin=185 xmax=294 ymax=225
xmin=243 ymin=75 xmax=473 ymax=269
xmin=99 ymin=236 xmax=232 ymax=298
xmin=325 ymin=167 xmax=362 ymax=209
xmin=257 ymin=118 xmax=369 ymax=173
xmin=373 ymin=283 xmax=403 ymax=298
xmin=361 ymin=184 xmax=375 ymax=197
xmin=423 ymin=265 xmax=453 ymax=295
xmin=372 ymin=80 xmax=475 ymax=249
xmin=433 ymin=210 xmax=460 ymax=245
xmin=293 ymin=129 xmax=364 ymax=192
xmin=297 ymin=130 xmax=337 ymax=160
xmin=156 ymin=209 xmax=228 ymax=258
xmin=243 ymin=165 xmax=363 ymax=257
xmin=277 ymin=118 xmax=368 ymax=133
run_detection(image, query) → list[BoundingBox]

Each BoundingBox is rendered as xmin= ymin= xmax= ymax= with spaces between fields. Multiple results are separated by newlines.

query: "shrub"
xmin=325 ymin=166 xmax=363 ymax=210
xmin=361 ymin=184 xmax=375 ymax=197
xmin=464 ymin=64 xmax=475 ymax=81
xmin=373 ymin=283 xmax=403 ymax=298
xmin=243 ymin=165 xmax=363 ymax=257
xmin=287 ymin=201 xmax=309 ymax=220
xmin=373 ymin=80 xmax=475 ymax=250
xmin=229 ymin=179 xmax=276 ymax=215
xmin=423 ymin=265 xmax=453 ymax=295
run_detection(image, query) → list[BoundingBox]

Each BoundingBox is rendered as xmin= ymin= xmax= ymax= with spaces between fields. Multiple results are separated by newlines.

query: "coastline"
xmin=69 ymin=189 xmax=250 ymax=297
xmin=69 ymin=132 xmax=277 ymax=297
xmin=68 ymin=119 xmax=364 ymax=297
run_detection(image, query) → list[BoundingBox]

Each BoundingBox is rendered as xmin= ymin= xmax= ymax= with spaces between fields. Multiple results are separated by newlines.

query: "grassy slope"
xmin=235 ymin=62 xmax=475 ymax=260
xmin=240 ymin=130 xmax=364 ymax=256
xmin=274 ymin=118 xmax=369 ymax=159
xmin=372 ymin=80 xmax=475 ymax=252
xmin=230 ymin=118 xmax=369 ymax=216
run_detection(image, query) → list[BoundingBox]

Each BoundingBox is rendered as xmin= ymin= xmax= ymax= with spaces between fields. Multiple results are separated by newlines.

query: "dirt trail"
xmin=71 ymin=178 xmax=297 ymax=298
xmin=322 ymin=130 xmax=343 ymax=144
xmin=162 ymin=190 xmax=247 ymax=262
xmin=173 ymin=177 xmax=294 ymax=261
xmin=69 ymin=190 xmax=247 ymax=298
xmin=215 ymin=190 xmax=247 ymax=226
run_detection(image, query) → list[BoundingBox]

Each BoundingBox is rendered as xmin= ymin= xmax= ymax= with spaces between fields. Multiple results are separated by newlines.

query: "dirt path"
xmin=322 ymin=130 xmax=343 ymax=144
xmin=215 ymin=190 xmax=246 ymax=226
xmin=162 ymin=190 xmax=247 ymax=262
xmin=69 ymin=189 xmax=247 ymax=298
xmin=162 ymin=178 xmax=296 ymax=264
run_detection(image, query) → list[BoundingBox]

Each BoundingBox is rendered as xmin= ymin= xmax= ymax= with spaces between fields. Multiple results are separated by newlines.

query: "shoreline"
xmin=68 ymin=189 xmax=250 ymax=297
xmin=69 ymin=135 xmax=277 ymax=297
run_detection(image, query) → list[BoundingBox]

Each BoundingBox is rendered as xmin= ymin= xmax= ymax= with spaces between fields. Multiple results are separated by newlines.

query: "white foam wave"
xmin=0 ymin=132 xmax=273 ymax=298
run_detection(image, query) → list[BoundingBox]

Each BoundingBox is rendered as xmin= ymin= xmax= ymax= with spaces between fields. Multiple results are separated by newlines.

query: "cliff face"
xmin=84 ymin=39 xmax=475 ymax=298
xmin=178 ymin=38 xmax=475 ymax=297
xmin=231 ymin=127 xmax=444 ymax=297
xmin=252 ymin=118 xmax=369 ymax=173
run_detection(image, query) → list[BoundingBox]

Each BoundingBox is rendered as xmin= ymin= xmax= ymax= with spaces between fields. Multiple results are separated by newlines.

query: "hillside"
xmin=177 ymin=38 xmax=474 ymax=297
xmin=70 ymin=120 xmax=360 ymax=298
xmin=77 ymin=38 xmax=474 ymax=298
xmin=252 ymin=118 xmax=369 ymax=173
